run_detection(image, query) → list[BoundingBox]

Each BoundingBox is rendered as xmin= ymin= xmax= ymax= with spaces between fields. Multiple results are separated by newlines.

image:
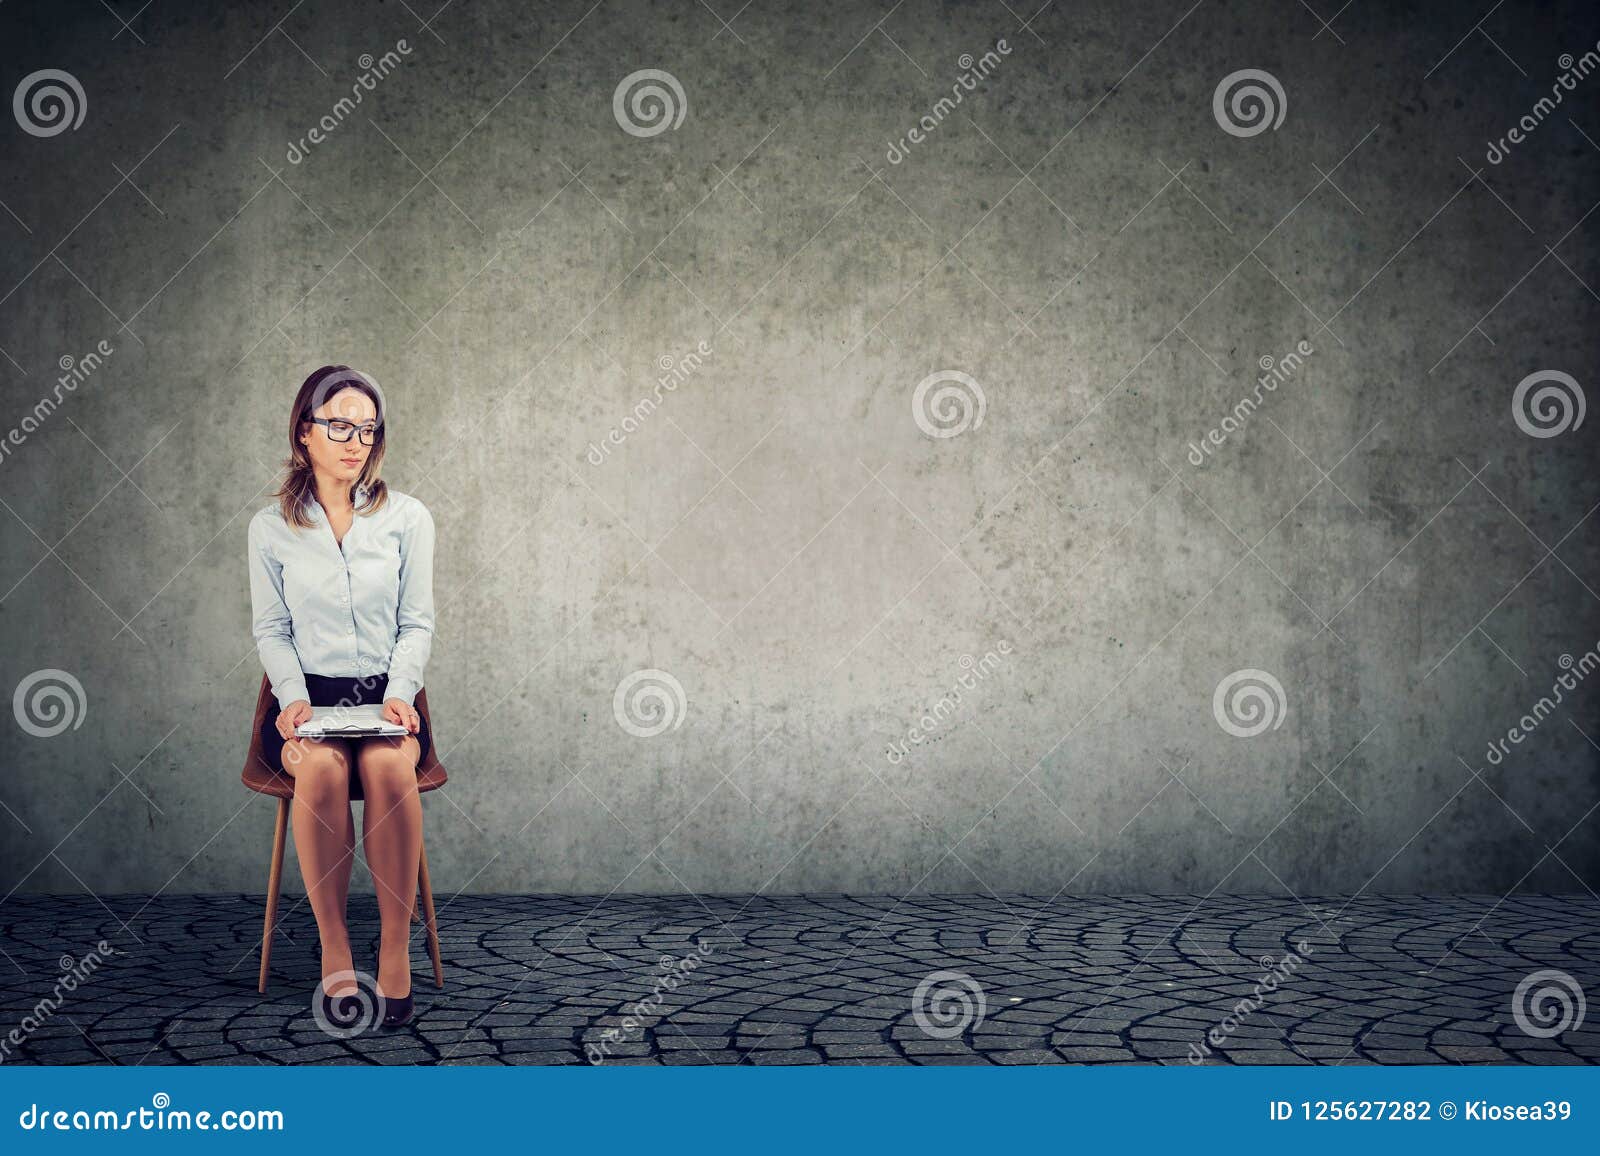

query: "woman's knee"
xmin=282 ymin=740 xmax=350 ymax=802
xmin=356 ymin=742 xmax=418 ymax=798
xmin=357 ymin=735 xmax=417 ymax=771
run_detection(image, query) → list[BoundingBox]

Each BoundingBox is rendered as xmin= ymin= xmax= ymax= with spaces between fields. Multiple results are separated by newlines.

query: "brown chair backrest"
xmin=241 ymin=673 xmax=448 ymax=799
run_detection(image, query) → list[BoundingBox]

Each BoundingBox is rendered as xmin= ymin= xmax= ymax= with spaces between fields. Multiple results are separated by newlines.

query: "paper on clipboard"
xmin=294 ymin=703 xmax=408 ymax=737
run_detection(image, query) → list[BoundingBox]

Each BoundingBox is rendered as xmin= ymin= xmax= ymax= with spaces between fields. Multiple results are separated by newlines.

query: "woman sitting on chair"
xmin=247 ymin=364 xmax=435 ymax=1028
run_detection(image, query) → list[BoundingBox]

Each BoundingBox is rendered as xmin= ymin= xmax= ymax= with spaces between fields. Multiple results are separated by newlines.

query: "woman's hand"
xmin=275 ymin=699 xmax=312 ymax=740
xmin=383 ymin=697 xmax=420 ymax=734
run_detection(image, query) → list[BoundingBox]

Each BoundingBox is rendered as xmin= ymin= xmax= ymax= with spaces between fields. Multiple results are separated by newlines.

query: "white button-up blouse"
xmin=247 ymin=488 xmax=436 ymax=710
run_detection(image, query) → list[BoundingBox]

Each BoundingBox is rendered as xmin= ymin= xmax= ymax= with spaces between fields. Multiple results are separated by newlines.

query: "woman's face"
xmin=300 ymin=387 xmax=378 ymax=484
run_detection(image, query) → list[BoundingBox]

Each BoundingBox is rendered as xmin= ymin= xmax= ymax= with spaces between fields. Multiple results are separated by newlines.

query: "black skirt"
xmin=259 ymin=672 xmax=431 ymax=775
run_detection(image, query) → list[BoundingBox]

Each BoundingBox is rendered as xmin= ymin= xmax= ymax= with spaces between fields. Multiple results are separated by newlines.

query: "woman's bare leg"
xmin=331 ymin=799 xmax=355 ymax=922
xmin=355 ymin=736 xmax=422 ymax=1000
xmin=281 ymin=737 xmax=357 ymax=997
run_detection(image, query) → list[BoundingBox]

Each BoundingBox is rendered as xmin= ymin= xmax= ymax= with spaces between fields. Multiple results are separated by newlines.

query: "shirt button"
xmin=347 ymin=625 xmax=355 ymax=634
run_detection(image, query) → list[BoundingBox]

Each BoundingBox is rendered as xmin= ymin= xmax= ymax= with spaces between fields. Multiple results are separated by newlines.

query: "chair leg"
xmin=258 ymin=797 xmax=290 ymax=994
xmin=418 ymin=840 xmax=444 ymax=988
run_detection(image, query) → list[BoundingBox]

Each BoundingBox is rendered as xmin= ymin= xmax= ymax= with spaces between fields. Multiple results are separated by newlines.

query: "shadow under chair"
xmin=240 ymin=673 xmax=447 ymax=994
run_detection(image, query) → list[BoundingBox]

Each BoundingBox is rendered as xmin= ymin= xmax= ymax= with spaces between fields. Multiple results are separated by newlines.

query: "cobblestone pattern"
xmin=0 ymin=894 xmax=1595 ymax=1065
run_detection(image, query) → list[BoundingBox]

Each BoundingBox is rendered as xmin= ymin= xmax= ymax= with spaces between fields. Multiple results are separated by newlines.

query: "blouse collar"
xmin=307 ymin=484 xmax=370 ymax=521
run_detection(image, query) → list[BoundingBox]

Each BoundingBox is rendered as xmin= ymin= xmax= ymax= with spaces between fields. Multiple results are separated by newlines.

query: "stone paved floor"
xmin=0 ymin=894 xmax=1595 ymax=1065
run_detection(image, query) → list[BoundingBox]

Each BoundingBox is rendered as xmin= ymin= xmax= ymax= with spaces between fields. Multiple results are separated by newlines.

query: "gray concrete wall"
xmin=1 ymin=0 xmax=1596 ymax=899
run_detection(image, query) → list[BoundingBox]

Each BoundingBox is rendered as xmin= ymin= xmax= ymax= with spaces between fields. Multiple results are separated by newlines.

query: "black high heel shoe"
xmin=316 ymin=977 xmax=371 ymax=1034
xmin=380 ymin=990 xmax=414 ymax=1028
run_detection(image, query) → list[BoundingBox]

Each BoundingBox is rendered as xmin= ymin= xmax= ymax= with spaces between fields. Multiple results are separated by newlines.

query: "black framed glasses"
xmin=305 ymin=416 xmax=380 ymax=445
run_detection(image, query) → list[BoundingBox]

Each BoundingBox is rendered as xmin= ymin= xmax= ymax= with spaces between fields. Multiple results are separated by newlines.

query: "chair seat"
xmin=240 ymin=673 xmax=449 ymax=799
xmin=242 ymin=756 xmax=449 ymax=799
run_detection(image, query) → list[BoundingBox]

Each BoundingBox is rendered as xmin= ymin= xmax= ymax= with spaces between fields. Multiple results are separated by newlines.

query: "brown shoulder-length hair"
xmin=275 ymin=364 xmax=390 ymax=529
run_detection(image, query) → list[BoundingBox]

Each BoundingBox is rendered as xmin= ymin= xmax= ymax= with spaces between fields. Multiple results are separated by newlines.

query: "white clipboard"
xmin=294 ymin=703 xmax=408 ymax=738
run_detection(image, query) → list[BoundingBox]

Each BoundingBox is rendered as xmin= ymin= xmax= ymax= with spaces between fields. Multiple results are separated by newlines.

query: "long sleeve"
xmin=248 ymin=513 xmax=310 ymax=710
xmin=383 ymin=499 xmax=435 ymax=707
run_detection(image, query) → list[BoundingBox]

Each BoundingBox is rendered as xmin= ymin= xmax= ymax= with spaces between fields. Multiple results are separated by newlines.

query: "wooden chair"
xmin=241 ymin=674 xmax=447 ymax=994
